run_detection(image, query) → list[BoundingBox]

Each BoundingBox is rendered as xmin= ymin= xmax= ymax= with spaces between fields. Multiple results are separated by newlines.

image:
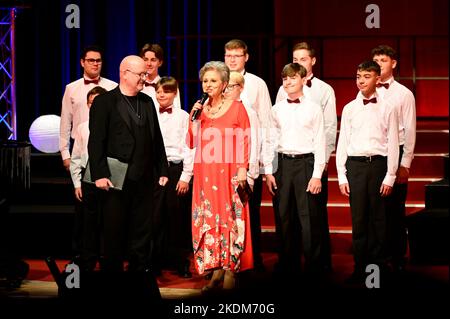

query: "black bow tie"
xmin=159 ymin=107 xmax=172 ymax=114
xmin=84 ymin=78 xmax=99 ymax=85
xmin=363 ymin=97 xmax=377 ymax=105
xmin=306 ymin=76 xmax=314 ymax=88
xmin=287 ymin=98 xmax=300 ymax=104
xmin=145 ymin=82 xmax=157 ymax=88
xmin=376 ymin=82 xmax=389 ymax=89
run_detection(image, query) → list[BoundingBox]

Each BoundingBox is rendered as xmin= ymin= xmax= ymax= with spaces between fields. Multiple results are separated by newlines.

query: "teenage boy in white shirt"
xmin=264 ymin=63 xmax=326 ymax=278
xmin=152 ymin=76 xmax=194 ymax=278
xmin=276 ymin=42 xmax=337 ymax=271
xmin=336 ymin=61 xmax=399 ymax=284
xmin=60 ymin=45 xmax=117 ymax=171
xmin=224 ymin=39 xmax=273 ymax=271
xmin=372 ymin=45 xmax=416 ymax=273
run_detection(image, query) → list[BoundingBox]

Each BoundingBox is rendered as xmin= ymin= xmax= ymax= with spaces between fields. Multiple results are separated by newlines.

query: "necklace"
xmin=207 ymin=98 xmax=225 ymax=116
xmin=122 ymin=94 xmax=141 ymax=119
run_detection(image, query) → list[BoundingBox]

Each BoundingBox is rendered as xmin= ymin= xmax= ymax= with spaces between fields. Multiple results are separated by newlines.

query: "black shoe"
xmin=177 ymin=264 xmax=192 ymax=278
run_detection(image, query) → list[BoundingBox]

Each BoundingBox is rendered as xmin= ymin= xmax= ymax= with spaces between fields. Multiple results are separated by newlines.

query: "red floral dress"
xmin=188 ymin=101 xmax=253 ymax=274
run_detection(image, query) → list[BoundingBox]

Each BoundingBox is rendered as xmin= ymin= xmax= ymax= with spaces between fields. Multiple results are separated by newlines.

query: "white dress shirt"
xmin=141 ymin=74 xmax=181 ymax=109
xmin=336 ymin=92 xmax=399 ymax=187
xmin=157 ymin=105 xmax=194 ymax=183
xmin=240 ymin=70 xmax=272 ymax=129
xmin=59 ymin=77 xmax=117 ymax=160
xmin=263 ymin=95 xmax=326 ymax=179
xmin=376 ymin=76 xmax=416 ymax=168
xmin=276 ymin=75 xmax=337 ymax=162
xmin=242 ymin=102 xmax=260 ymax=185
xmin=70 ymin=121 xmax=89 ymax=189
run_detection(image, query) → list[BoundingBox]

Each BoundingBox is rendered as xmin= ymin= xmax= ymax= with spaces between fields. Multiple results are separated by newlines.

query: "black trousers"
xmin=78 ymin=181 xmax=102 ymax=271
xmin=318 ymin=169 xmax=332 ymax=269
xmin=272 ymin=155 xmax=321 ymax=273
xmin=248 ymin=175 xmax=264 ymax=266
xmin=386 ymin=146 xmax=408 ymax=266
xmin=72 ymin=171 xmax=101 ymax=269
xmin=100 ymin=177 xmax=154 ymax=273
xmin=151 ymin=162 xmax=192 ymax=270
xmin=346 ymin=157 xmax=388 ymax=272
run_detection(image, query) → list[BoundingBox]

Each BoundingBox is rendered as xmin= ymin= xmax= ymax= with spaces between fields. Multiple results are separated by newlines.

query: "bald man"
xmin=88 ymin=55 xmax=168 ymax=273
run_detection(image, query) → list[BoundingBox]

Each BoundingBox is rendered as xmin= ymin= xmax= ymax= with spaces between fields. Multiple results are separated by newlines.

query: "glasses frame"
xmin=84 ymin=58 xmax=103 ymax=64
xmin=225 ymin=83 xmax=241 ymax=92
xmin=125 ymin=69 xmax=148 ymax=80
xmin=224 ymin=54 xmax=245 ymax=59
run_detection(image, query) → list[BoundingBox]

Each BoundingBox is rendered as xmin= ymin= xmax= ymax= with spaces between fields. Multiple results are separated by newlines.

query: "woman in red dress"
xmin=187 ymin=61 xmax=253 ymax=292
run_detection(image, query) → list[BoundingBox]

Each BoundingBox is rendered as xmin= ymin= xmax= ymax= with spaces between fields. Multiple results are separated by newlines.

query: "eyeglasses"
xmin=84 ymin=58 xmax=102 ymax=64
xmin=224 ymin=54 xmax=245 ymax=59
xmin=126 ymin=69 xmax=148 ymax=80
xmin=225 ymin=84 xmax=241 ymax=92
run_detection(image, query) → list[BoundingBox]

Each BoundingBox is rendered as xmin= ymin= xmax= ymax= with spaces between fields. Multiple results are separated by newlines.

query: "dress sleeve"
xmin=235 ymin=101 xmax=251 ymax=170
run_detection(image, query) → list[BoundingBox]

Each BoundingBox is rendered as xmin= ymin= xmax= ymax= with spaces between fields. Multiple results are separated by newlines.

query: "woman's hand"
xmin=189 ymin=101 xmax=204 ymax=121
xmin=237 ymin=167 xmax=247 ymax=188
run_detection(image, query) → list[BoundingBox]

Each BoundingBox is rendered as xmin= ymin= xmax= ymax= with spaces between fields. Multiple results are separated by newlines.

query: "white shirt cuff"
xmin=61 ymin=150 xmax=71 ymax=160
xmin=180 ymin=172 xmax=192 ymax=184
xmin=338 ymin=174 xmax=349 ymax=185
xmin=383 ymin=174 xmax=396 ymax=187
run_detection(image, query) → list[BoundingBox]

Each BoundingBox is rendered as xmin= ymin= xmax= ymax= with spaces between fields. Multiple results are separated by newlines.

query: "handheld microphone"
xmin=191 ymin=93 xmax=209 ymax=121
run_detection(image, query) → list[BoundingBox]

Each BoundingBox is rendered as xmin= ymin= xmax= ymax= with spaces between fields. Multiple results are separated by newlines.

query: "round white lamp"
xmin=28 ymin=114 xmax=61 ymax=153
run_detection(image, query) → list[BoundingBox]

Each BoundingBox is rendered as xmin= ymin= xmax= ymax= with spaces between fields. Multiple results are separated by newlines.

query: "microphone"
xmin=191 ymin=93 xmax=209 ymax=121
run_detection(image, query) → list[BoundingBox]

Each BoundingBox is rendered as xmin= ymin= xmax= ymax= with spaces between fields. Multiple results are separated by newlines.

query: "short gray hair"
xmin=199 ymin=61 xmax=230 ymax=83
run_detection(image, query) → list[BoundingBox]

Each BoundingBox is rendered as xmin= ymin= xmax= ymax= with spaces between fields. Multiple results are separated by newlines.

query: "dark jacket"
xmin=87 ymin=86 xmax=168 ymax=182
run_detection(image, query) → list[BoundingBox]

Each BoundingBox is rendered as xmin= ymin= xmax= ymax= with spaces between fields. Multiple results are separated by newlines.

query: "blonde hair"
xmin=229 ymin=71 xmax=245 ymax=86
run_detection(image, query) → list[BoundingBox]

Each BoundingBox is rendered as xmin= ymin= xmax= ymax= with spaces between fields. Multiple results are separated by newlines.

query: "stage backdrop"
xmin=10 ymin=0 xmax=449 ymax=141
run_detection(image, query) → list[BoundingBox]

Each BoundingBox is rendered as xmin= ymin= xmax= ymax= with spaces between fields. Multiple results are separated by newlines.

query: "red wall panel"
xmin=415 ymin=80 xmax=449 ymax=117
xmin=274 ymin=0 xmax=449 ymax=118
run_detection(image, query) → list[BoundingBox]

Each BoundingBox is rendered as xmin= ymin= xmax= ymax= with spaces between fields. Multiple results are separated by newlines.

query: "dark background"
xmin=2 ymin=0 xmax=448 ymax=141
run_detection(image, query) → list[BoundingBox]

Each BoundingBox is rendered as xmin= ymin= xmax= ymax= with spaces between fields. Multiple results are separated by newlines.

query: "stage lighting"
xmin=28 ymin=114 xmax=60 ymax=153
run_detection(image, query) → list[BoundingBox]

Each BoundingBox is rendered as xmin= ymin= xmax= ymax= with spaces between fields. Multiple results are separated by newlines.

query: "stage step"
xmin=425 ymin=179 xmax=449 ymax=209
xmin=260 ymin=229 xmax=353 ymax=255
xmin=9 ymin=177 xmax=75 ymax=206
xmin=260 ymin=201 xmax=424 ymax=229
xmin=5 ymin=209 xmax=74 ymax=259
xmin=30 ymin=153 xmax=67 ymax=178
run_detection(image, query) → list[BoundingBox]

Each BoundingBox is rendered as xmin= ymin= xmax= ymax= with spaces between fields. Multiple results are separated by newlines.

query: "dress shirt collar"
xmin=357 ymin=91 xmax=378 ymax=103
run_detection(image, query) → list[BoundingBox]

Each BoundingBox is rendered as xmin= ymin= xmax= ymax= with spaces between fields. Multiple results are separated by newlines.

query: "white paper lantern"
xmin=29 ymin=115 xmax=61 ymax=153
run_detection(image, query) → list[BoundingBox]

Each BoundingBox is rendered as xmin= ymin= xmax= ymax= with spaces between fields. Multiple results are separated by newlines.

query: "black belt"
xmin=348 ymin=155 xmax=386 ymax=163
xmin=168 ymin=160 xmax=183 ymax=167
xmin=278 ymin=153 xmax=313 ymax=160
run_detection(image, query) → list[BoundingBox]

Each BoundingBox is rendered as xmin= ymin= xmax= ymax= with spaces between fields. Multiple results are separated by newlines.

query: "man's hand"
xmin=380 ymin=183 xmax=393 ymax=197
xmin=176 ymin=180 xmax=189 ymax=195
xmin=339 ymin=183 xmax=350 ymax=197
xmin=95 ymin=178 xmax=114 ymax=190
xmin=63 ymin=158 xmax=71 ymax=171
xmin=306 ymin=177 xmax=322 ymax=194
xmin=74 ymin=187 xmax=83 ymax=201
xmin=159 ymin=176 xmax=169 ymax=186
xmin=396 ymin=166 xmax=410 ymax=184
xmin=265 ymin=174 xmax=277 ymax=196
